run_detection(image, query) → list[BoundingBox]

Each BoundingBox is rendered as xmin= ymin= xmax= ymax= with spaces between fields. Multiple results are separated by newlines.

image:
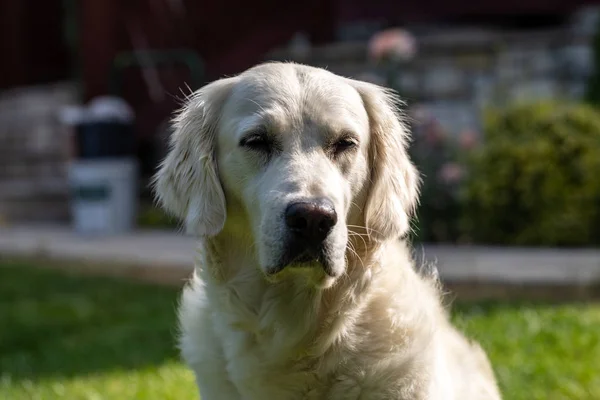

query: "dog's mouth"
xmin=271 ymin=246 xmax=338 ymax=277
xmin=292 ymin=251 xmax=322 ymax=265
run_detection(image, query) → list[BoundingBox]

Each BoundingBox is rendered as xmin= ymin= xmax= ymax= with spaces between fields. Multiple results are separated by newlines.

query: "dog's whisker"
xmin=346 ymin=224 xmax=383 ymax=235
xmin=346 ymin=241 xmax=365 ymax=271
xmin=348 ymin=232 xmax=368 ymax=251
xmin=347 ymin=224 xmax=384 ymax=240
xmin=348 ymin=231 xmax=370 ymax=239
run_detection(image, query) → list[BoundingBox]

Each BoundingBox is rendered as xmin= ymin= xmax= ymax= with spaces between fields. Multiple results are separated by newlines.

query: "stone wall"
xmin=0 ymin=83 xmax=77 ymax=224
xmin=266 ymin=20 xmax=597 ymax=136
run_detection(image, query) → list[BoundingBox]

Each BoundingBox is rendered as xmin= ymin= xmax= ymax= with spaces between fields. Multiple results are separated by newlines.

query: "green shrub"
xmin=461 ymin=101 xmax=600 ymax=247
xmin=585 ymin=17 xmax=600 ymax=106
xmin=137 ymin=203 xmax=180 ymax=230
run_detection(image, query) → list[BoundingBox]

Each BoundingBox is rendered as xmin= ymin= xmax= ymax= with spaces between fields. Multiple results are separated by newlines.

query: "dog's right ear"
xmin=153 ymin=77 xmax=236 ymax=236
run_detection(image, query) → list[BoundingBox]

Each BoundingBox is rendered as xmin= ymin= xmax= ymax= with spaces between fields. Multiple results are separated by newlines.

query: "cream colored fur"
xmin=154 ymin=62 xmax=502 ymax=399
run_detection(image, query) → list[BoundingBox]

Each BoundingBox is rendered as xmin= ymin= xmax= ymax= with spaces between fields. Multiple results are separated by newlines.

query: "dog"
xmin=153 ymin=62 xmax=501 ymax=399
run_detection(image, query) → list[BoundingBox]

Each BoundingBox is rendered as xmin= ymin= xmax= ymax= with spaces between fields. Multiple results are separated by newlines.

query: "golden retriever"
xmin=153 ymin=62 xmax=501 ymax=399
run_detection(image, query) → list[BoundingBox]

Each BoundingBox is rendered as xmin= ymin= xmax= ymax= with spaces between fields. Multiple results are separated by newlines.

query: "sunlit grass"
xmin=1 ymin=362 xmax=194 ymax=400
xmin=1 ymin=260 xmax=598 ymax=399
xmin=453 ymin=301 xmax=600 ymax=400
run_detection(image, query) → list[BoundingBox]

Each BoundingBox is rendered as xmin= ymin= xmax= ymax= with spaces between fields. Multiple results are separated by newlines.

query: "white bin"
xmin=68 ymin=158 xmax=138 ymax=235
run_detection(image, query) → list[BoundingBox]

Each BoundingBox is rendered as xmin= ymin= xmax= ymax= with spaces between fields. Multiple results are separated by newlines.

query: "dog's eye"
xmin=239 ymin=132 xmax=271 ymax=153
xmin=332 ymin=137 xmax=358 ymax=156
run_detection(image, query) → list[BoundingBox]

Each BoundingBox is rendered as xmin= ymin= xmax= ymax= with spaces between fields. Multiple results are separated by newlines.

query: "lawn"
xmin=0 ymin=260 xmax=598 ymax=400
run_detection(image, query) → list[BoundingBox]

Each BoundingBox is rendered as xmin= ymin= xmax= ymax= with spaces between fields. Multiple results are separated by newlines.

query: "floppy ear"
xmin=153 ymin=78 xmax=236 ymax=236
xmin=352 ymin=80 xmax=420 ymax=240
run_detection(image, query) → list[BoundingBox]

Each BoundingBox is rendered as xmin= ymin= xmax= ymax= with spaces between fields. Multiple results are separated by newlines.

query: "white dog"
xmin=154 ymin=62 xmax=501 ymax=399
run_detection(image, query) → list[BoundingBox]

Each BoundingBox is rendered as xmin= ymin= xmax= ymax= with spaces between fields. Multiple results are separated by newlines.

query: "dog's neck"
xmin=194 ymin=231 xmax=388 ymax=356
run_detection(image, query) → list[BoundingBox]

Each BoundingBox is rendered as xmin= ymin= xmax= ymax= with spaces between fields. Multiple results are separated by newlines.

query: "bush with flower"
xmin=365 ymin=28 xmax=417 ymax=90
xmin=407 ymin=108 xmax=478 ymax=243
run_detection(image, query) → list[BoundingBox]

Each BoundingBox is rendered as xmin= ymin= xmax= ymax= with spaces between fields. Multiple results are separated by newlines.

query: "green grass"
xmin=1 ymin=261 xmax=599 ymax=399
xmin=0 ymin=261 xmax=196 ymax=399
xmin=452 ymin=301 xmax=600 ymax=400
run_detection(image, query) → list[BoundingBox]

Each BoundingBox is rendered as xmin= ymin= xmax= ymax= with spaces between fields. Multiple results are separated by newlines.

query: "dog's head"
xmin=154 ymin=63 xmax=419 ymax=287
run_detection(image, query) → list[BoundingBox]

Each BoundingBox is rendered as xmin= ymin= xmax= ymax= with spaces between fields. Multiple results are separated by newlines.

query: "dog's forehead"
xmin=225 ymin=65 xmax=368 ymax=132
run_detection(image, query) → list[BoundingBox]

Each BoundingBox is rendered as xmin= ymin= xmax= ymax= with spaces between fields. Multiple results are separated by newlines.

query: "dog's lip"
xmin=294 ymin=252 xmax=316 ymax=264
xmin=268 ymin=252 xmax=339 ymax=277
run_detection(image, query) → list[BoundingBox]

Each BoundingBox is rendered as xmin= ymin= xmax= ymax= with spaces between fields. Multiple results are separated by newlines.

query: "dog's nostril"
xmin=285 ymin=206 xmax=308 ymax=232
xmin=289 ymin=216 xmax=308 ymax=231
xmin=318 ymin=218 xmax=335 ymax=233
xmin=285 ymin=199 xmax=337 ymax=242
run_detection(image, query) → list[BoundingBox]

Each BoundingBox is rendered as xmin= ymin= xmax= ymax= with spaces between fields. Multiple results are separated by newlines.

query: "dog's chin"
xmin=264 ymin=257 xmax=342 ymax=289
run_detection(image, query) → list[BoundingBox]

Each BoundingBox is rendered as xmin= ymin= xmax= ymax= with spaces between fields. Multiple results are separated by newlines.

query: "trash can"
xmin=74 ymin=120 xmax=135 ymax=159
xmin=61 ymin=96 xmax=138 ymax=235
xmin=68 ymin=158 xmax=138 ymax=234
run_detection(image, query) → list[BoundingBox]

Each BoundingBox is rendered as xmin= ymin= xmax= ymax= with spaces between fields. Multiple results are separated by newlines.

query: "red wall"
xmin=80 ymin=0 xmax=334 ymax=101
xmin=0 ymin=0 xmax=69 ymax=89
xmin=78 ymin=0 xmax=336 ymax=176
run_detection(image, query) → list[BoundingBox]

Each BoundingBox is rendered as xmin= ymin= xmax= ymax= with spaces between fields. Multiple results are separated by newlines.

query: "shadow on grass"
xmin=0 ymin=260 xmax=181 ymax=382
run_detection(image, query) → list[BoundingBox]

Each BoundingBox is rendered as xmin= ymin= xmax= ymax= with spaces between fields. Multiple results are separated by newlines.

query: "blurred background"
xmin=1 ymin=1 xmax=600 ymax=399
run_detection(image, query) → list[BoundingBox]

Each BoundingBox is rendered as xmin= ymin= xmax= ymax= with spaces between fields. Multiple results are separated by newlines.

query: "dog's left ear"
xmin=351 ymin=80 xmax=420 ymax=240
xmin=153 ymin=77 xmax=236 ymax=236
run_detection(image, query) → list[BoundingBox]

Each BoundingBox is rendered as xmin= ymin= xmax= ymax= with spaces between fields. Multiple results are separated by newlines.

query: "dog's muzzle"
xmin=272 ymin=198 xmax=338 ymax=275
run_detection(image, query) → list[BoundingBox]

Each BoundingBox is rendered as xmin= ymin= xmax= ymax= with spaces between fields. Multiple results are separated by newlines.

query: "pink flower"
xmin=458 ymin=129 xmax=478 ymax=150
xmin=439 ymin=163 xmax=464 ymax=184
xmin=424 ymin=120 xmax=447 ymax=144
xmin=368 ymin=28 xmax=417 ymax=63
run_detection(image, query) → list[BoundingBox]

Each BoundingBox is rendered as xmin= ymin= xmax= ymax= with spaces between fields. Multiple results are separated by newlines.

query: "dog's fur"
xmin=154 ymin=62 xmax=502 ymax=399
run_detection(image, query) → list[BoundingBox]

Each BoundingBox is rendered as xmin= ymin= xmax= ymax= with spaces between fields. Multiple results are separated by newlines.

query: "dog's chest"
xmin=212 ymin=311 xmax=328 ymax=398
xmin=210 ymin=313 xmax=428 ymax=400
xmin=212 ymin=329 xmax=370 ymax=400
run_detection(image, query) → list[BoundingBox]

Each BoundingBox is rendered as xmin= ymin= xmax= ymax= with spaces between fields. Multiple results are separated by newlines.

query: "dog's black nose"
xmin=285 ymin=199 xmax=337 ymax=243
